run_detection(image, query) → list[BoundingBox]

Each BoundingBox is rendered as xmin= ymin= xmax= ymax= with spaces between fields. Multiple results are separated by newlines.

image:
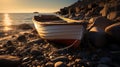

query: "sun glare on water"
xmin=3 ymin=13 xmax=12 ymax=31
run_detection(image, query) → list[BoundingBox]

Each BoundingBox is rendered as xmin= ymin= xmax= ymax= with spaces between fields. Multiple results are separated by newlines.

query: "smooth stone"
xmin=0 ymin=55 xmax=20 ymax=67
xmin=19 ymin=47 xmax=31 ymax=56
xmin=3 ymin=40 xmax=13 ymax=47
xmin=68 ymin=55 xmax=73 ymax=61
xmin=6 ymin=46 xmax=16 ymax=53
xmin=30 ymin=46 xmax=42 ymax=56
xmin=22 ymin=57 xmax=30 ymax=62
xmin=51 ymin=56 xmax=68 ymax=63
xmin=54 ymin=61 xmax=66 ymax=67
xmin=45 ymin=62 xmax=54 ymax=67
xmin=75 ymin=59 xmax=81 ymax=63
xmin=89 ymin=16 xmax=113 ymax=31
xmin=17 ymin=35 xmax=27 ymax=42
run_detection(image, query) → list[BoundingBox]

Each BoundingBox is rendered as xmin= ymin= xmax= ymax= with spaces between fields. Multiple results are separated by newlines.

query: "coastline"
xmin=0 ymin=0 xmax=120 ymax=67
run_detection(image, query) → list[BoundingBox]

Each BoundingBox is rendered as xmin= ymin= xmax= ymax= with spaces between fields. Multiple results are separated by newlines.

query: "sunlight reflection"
xmin=3 ymin=13 xmax=12 ymax=31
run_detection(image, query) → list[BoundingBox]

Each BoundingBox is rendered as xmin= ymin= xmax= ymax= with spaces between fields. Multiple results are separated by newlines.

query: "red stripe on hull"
xmin=47 ymin=39 xmax=80 ymax=48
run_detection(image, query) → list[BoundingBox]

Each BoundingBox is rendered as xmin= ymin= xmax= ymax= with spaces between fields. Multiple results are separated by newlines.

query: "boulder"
xmin=88 ymin=28 xmax=107 ymax=47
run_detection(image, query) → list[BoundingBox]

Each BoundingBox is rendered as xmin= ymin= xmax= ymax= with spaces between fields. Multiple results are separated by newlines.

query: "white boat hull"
xmin=33 ymin=15 xmax=85 ymax=48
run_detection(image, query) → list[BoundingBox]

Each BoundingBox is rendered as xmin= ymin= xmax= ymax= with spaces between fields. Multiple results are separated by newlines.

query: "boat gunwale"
xmin=33 ymin=18 xmax=85 ymax=25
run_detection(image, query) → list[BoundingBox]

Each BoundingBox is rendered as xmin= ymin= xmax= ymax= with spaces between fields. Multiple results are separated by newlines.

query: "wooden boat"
xmin=32 ymin=14 xmax=85 ymax=48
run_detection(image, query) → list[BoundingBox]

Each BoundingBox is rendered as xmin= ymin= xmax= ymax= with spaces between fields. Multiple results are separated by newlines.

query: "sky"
xmin=0 ymin=0 xmax=78 ymax=13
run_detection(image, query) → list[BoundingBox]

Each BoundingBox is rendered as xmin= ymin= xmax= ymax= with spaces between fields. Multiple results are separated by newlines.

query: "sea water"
xmin=0 ymin=13 xmax=53 ymax=31
xmin=0 ymin=13 xmax=34 ymax=26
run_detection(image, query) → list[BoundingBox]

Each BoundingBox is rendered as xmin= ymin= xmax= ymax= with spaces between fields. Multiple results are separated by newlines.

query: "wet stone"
xmin=75 ymin=58 xmax=82 ymax=63
xmin=6 ymin=46 xmax=16 ymax=53
xmin=3 ymin=40 xmax=14 ymax=47
xmin=30 ymin=46 xmax=43 ymax=56
xmin=45 ymin=62 xmax=54 ymax=67
xmin=54 ymin=61 xmax=66 ymax=67
xmin=17 ymin=35 xmax=27 ymax=42
xmin=19 ymin=48 xmax=31 ymax=56
xmin=68 ymin=55 xmax=73 ymax=61
xmin=0 ymin=49 xmax=6 ymax=54
xmin=22 ymin=56 xmax=31 ymax=62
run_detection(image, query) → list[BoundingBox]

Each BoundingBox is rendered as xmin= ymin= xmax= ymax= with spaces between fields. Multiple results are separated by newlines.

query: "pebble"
xmin=3 ymin=40 xmax=14 ymax=47
xmin=30 ymin=46 xmax=42 ymax=56
xmin=17 ymin=35 xmax=27 ymax=42
xmin=54 ymin=61 xmax=66 ymax=67
xmin=75 ymin=58 xmax=81 ymax=63
xmin=0 ymin=49 xmax=6 ymax=54
xmin=6 ymin=46 xmax=16 ymax=53
xmin=68 ymin=55 xmax=73 ymax=61
xmin=45 ymin=62 xmax=54 ymax=67
xmin=22 ymin=56 xmax=31 ymax=62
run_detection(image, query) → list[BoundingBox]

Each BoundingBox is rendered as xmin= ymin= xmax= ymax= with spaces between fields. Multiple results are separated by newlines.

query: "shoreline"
xmin=0 ymin=20 xmax=119 ymax=67
xmin=0 ymin=0 xmax=120 ymax=67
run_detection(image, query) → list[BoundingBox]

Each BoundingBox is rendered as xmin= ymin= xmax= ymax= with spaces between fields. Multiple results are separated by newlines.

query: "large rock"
xmin=87 ymin=16 xmax=114 ymax=47
xmin=88 ymin=28 xmax=107 ymax=47
xmin=90 ymin=17 xmax=113 ymax=31
xmin=0 ymin=55 xmax=20 ymax=67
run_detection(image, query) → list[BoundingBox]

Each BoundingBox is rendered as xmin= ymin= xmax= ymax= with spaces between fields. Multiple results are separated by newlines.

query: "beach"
xmin=0 ymin=0 xmax=120 ymax=67
xmin=0 ymin=24 xmax=119 ymax=67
